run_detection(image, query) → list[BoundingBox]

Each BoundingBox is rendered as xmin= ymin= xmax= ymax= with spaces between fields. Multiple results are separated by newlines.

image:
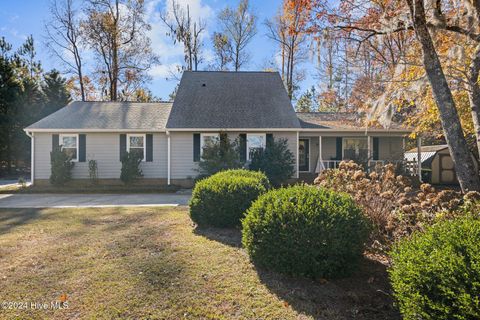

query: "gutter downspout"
xmin=167 ymin=130 xmax=171 ymax=185
xmin=296 ymin=131 xmax=299 ymax=179
xmin=25 ymin=131 xmax=34 ymax=186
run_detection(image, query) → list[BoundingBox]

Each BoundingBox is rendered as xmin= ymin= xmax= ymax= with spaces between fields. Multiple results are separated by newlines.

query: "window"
xmin=60 ymin=134 xmax=78 ymax=161
xmin=247 ymin=133 xmax=266 ymax=161
xmin=127 ymin=134 xmax=145 ymax=161
xmin=200 ymin=133 xmax=219 ymax=154
xmin=343 ymin=138 xmax=368 ymax=161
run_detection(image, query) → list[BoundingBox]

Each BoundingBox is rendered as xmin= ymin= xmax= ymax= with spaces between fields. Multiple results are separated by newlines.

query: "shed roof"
xmin=26 ymin=101 xmax=172 ymax=130
xmin=406 ymin=144 xmax=448 ymax=153
xmin=166 ymin=71 xmax=301 ymax=129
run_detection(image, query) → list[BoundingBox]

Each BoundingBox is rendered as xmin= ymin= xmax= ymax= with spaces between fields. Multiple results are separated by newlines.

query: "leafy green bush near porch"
xmin=50 ymin=146 xmax=74 ymax=186
xmin=389 ymin=215 xmax=480 ymax=320
xmin=249 ymin=138 xmax=295 ymax=186
xmin=190 ymin=169 xmax=270 ymax=227
xmin=242 ymin=185 xmax=370 ymax=278
xmin=120 ymin=151 xmax=143 ymax=184
xmin=197 ymin=133 xmax=243 ymax=179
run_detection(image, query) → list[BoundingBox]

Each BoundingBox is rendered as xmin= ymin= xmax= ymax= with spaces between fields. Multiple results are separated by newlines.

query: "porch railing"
xmin=315 ymin=159 xmax=407 ymax=173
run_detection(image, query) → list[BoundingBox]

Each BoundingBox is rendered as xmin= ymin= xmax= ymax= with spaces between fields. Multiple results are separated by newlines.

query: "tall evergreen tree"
xmin=0 ymin=38 xmax=22 ymax=174
xmin=41 ymin=70 xmax=71 ymax=117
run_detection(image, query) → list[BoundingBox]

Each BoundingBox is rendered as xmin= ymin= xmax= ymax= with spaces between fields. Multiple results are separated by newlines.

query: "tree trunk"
xmin=111 ymin=37 xmax=118 ymax=101
xmin=467 ymin=44 xmax=480 ymax=158
xmin=76 ymin=54 xmax=85 ymax=101
xmin=235 ymin=45 xmax=240 ymax=71
xmin=406 ymin=0 xmax=480 ymax=192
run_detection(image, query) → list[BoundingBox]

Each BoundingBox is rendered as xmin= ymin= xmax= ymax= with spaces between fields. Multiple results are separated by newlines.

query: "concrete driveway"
xmin=0 ymin=193 xmax=191 ymax=208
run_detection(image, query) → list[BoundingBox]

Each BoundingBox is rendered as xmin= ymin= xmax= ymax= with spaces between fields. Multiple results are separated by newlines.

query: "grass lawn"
xmin=0 ymin=207 xmax=399 ymax=319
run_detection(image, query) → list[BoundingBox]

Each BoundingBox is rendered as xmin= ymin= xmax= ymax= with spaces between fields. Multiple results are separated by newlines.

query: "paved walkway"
xmin=0 ymin=193 xmax=191 ymax=208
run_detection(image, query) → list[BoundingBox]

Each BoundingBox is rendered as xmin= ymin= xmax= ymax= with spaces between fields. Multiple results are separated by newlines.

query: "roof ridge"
xmin=184 ymin=70 xmax=277 ymax=74
xmin=296 ymin=111 xmax=360 ymax=115
xmin=70 ymin=100 xmax=173 ymax=104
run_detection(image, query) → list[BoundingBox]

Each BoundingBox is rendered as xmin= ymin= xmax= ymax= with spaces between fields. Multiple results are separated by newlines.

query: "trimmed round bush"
xmin=189 ymin=169 xmax=270 ymax=227
xmin=242 ymin=185 xmax=370 ymax=278
xmin=389 ymin=216 xmax=480 ymax=320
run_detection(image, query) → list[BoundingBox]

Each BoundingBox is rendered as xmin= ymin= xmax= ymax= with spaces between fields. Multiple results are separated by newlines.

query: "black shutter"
xmin=79 ymin=134 xmax=86 ymax=162
xmin=266 ymin=134 xmax=273 ymax=149
xmin=373 ymin=137 xmax=379 ymax=160
xmin=335 ymin=137 xmax=343 ymax=160
xmin=52 ymin=134 xmax=59 ymax=150
xmin=193 ymin=133 xmax=200 ymax=162
xmin=239 ymin=134 xmax=247 ymax=162
xmin=120 ymin=134 xmax=127 ymax=160
xmin=146 ymin=134 xmax=153 ymax=162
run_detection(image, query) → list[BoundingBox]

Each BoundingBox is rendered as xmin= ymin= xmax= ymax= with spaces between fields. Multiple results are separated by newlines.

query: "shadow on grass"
xmin=0 ymin=209 xmax=41 ymax=234
xmin=255 ymin=256 xmax=400 ymax=320
xmin=193 ymin=226 xmax=242 ymax=248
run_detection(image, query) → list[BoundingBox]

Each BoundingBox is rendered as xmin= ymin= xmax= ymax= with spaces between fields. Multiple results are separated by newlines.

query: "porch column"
xmin=167 ymin=131 xmax=171 ymax=185
xmin=367 ymin=135 xmax=372 ymax=168
xmin=317 ymin=135 xmax=323 ymax=173
xmin=296 ymin=131 xmax=299 ymax=178
xmin=417 ymin=135 xmax=422 ymax=182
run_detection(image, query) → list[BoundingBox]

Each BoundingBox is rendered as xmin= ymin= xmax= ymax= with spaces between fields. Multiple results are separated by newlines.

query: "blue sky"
xmin=0 ymin=0 xmax=315 ymax=101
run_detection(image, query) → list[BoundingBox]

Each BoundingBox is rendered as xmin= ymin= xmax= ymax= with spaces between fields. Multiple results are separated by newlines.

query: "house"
xmin=404 ymin=145 xmax=478 ymax=185
xmin=24 ymin=71 xmax=410 ymax=187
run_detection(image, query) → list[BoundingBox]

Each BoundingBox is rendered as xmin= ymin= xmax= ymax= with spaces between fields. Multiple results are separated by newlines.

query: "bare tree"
xmin=211 ymin=32 xmax=232 ymax=70
xmin=83 ymin=0 xmax=158 ymax=101
xmin=45 ymin=0 xmax=86 ymax=101
xmin=217 ymin=0 xmax=257 ymax=71
xmin=160 ymin=0 xmax=205 ymax=71
xmin=265 ymin=10 xmax=307 ymax=99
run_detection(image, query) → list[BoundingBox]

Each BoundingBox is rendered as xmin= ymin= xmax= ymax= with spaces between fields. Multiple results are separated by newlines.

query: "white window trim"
xmin=342 ymin=137 xmax=368 ymax=159
xmin=246 ymin=133 xmax=266 ymax=161
xmin=299 ymin=138 xmax=310 ymax=172
xmin=200 ymin=133 xmax=219 ymax=155
xmin=59 ymin=133 xmax=79 ymax=162
xmin=127 ymin=133 xmax=146 ymax=161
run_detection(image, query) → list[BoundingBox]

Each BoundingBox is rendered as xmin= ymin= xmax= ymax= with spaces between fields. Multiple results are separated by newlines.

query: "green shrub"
xmin=242 ymin=185 xmax=370 ymax=278
xmin=50 ymin=146 xmax=74 ymax=186
xmin=190 ymin=169 xmax=270 ymax=227
xmin=389 ymin=215 xmax=480 ymax=320
xmin=249 ymin=138 xmax=295 ymax=186
xmin=197 ymin=133 xmax=243 ymax=178
xmin=88 ymin=159 xmax=98 ymax=185
xmin=120 ymin=151 xmax=143 ymax=184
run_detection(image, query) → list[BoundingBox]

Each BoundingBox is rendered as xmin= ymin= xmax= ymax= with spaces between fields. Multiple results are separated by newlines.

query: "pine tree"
xmin=41 ymin=70 xmax=71 ymax=117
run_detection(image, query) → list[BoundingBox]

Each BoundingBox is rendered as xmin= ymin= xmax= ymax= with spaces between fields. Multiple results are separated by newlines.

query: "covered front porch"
xmin=297 ymin=133 xmax=406 ymax=181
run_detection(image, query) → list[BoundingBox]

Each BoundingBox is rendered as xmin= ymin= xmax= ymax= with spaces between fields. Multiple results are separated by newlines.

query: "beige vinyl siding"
xmin=170 ymin=132 xmax=198 ymax=179
xmin=295 ymin=136 xmax=337 ymax=173
xmin=378 ymin=136 xmax=404 ymax=160
xmin=296 ymin=134 xmax=406 ymax=173
xmin=34 ymin=132 xmax=168 ymax=180
xmin=321 ymin=137 xmax=337 ymax=160
xmin=169 ymin=131 xmax=298 ymax=179
xmin=33 ymin=133 xmax=52 ymax=180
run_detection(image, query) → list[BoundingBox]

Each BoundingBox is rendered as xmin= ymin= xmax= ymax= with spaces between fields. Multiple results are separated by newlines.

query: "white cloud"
xmin=148 ymin=63 xmax=183 ymax=78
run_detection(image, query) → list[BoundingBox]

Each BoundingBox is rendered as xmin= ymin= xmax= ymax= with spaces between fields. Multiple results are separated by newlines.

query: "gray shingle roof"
xmin=297 ymin=112 xmax=408 ymax=130
xmin=26 ymin=101 xmax=172 ymax=130
xmin=166 ymin=71 xmax=301 ymax=128
xmin=297 ymin=112 xmax=361 ymax=129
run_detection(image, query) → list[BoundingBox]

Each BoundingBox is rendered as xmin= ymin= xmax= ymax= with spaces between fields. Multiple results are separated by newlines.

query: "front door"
xmin=299 ymin=139 xmax=310 ymax=172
